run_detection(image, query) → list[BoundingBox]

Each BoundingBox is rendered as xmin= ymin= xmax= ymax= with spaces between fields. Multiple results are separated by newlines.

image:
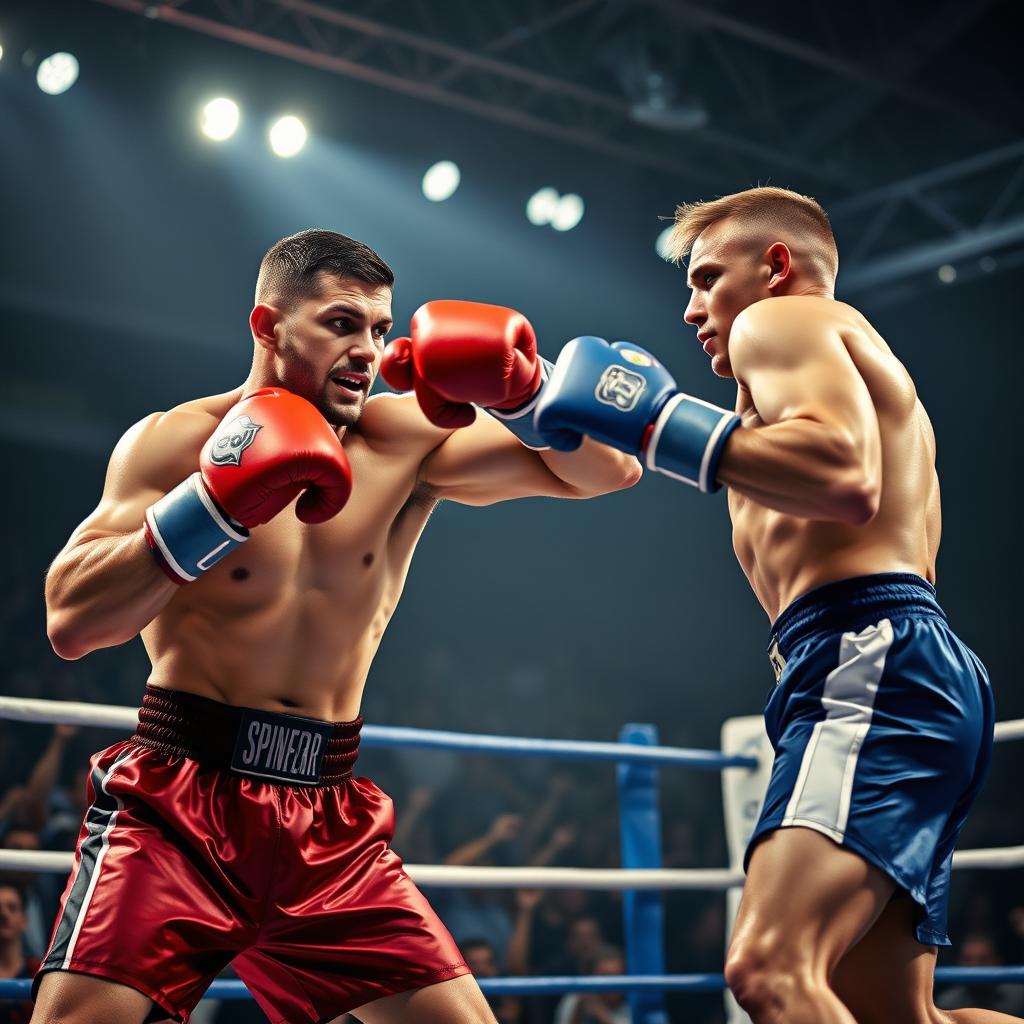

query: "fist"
xmin=200 ymin=388 xmax=352 ymax=527
xmin=380 ymin=300 xmax=542 ymax=428
xmin=534 ymin=336 xmax=677 ymax=453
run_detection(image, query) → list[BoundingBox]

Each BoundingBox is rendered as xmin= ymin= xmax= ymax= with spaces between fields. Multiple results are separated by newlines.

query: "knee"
xmin=725 ymin=942 xmax=819 ymax=1020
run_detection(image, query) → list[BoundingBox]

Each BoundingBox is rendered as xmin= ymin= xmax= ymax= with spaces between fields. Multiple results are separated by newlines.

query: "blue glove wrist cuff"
xmin=646 ymin=395 xmax=740 ymax=493
xmin=144 ymin=472 xmax=248 ymax=583
xmin=484 ymin=357 xmax=555 ymax=450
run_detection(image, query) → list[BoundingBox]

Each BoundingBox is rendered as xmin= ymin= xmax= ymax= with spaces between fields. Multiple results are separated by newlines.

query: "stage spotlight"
xmin=422 ymin=160 xmax=461 ymax=202
xmin=37 ymin=51 xmax=79 ymax=95
xmin=200 ymin=97 xmax=240 ymax=141
xmin=655 ymin=225 xmax=675 ymax=261
xmin=937 ymin=264 xmax=956 ymax=284
xmin=526 ymin=187 xmax=559 ymax=226
xmin=551 ymin=193 xmax=584 ymax=232
xmin=269 ymin=115 xmax=307 ymax=158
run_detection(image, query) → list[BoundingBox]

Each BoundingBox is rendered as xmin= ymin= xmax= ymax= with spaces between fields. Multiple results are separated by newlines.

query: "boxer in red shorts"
xmin=37 ymin=230 xmax=640 ymax=1024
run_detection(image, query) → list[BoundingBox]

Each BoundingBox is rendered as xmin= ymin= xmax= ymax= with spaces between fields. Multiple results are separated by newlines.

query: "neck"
xmin=0 ymin=941 xmax=24 ymax=977
xmin=782 ymin=278 xmax=834 ymax=299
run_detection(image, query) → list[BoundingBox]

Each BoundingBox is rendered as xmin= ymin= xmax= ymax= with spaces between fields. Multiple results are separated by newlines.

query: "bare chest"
xmin=178 ymin=446 xmax=429 ymax=615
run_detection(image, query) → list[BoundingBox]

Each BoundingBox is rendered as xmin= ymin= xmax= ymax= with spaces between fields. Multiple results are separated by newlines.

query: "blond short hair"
xmin=666 ymin=186 xmax=839 ymax=281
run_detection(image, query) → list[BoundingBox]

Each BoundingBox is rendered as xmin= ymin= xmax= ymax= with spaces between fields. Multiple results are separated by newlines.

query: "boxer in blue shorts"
xmin=531 ymin=187 xmax=1015 ymax=1023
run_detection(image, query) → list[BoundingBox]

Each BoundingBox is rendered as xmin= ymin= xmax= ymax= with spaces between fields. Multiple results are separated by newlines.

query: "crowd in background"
xmin=2 ymin=569 xmax=1023 ymax=1024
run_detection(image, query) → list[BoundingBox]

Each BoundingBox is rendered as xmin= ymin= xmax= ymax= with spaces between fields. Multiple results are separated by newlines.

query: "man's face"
xmin=0 ymin=885 xmax=26 ymax=944
xmin=463 ymin=943 xmax=499 ymax=978
xmin=0 ymin=830 xmax=39 ymax=887
xmin=591 ymin=954 xmax=626 ymax=1007
xmin=272 ymin=273 xmax=393 ymax=428
xmin=683 ymin=224 xmax=768 ymax=379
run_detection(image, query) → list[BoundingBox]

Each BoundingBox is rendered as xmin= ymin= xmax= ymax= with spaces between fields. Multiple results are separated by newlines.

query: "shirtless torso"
xmin=47 ymin=383 xmax=637 ymax=720
xmin=726 ymin=295 xmax=941 ymax=620
xmin=139 ymin=390 xmax=454 ymax=720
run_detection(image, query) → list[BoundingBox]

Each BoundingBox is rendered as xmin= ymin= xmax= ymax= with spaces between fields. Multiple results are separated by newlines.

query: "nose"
xmin=684 ymin=292 xmax=705 ymax=328
xmin=348 ymin=329 xmax=380 ymax=367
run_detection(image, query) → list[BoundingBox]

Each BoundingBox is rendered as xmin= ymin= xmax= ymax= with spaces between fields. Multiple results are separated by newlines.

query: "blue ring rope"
xmin=4 ymin=968 xmax=1024 ymax=1001
xmin=361 ymin=725 xmax=757 ymax=769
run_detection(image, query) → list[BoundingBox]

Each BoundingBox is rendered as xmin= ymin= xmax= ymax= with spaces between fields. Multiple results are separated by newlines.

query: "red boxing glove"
xmin=380 ymin=300 xmax=542 ymax=428
xmin=201 ymin=388 xmax=352 ymax=526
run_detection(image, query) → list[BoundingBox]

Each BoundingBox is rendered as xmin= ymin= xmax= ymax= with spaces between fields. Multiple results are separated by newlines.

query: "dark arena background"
xmin=1 ymin=2 xmax=1022 ymax=1022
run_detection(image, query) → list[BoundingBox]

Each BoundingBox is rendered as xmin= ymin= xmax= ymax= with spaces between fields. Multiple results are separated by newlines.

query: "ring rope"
xmin=4 ymin=968 xmax=1024 ymax=1002
xmin=0 ymin=697 xmax=755 ymax=769
xmin=3 ymin=847 xmax=1022 ymax=884
xmin=995 ymin=718 xmax=1024 ymax=742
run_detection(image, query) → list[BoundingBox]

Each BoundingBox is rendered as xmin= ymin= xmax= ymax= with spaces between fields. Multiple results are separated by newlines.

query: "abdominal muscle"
xmin=730 ymin=499 xmax=933 ymax=625
xmin=141 ymin=441 xmax=433 ymax=722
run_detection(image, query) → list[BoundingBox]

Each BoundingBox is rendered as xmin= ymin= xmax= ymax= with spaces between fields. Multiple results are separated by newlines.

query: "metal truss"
xmin=836 ymin=141 xmax=1024 ymax=295
xmin=93 ymin=0 xmax=1002 ymax=191
xmin=90 ymin=0 xmax=1019 ymax=299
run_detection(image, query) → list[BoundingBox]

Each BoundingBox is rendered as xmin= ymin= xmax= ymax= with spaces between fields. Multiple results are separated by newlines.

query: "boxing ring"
xmin=1 ymin=695 xmax=1022 ymax=1022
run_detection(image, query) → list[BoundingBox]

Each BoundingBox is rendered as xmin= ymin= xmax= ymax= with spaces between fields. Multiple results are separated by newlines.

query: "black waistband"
xmin=133 ymin=686 xmax=362 ymax=785
xmin=769 ymin=572 xmax=945 ymax=661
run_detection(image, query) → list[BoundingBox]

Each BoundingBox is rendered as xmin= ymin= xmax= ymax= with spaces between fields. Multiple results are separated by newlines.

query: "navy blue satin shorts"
xmin=749 ymin=573 xmax=994 ymax=945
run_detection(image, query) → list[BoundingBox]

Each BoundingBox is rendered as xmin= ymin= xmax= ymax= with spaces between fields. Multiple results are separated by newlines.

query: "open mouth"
xmin=330 ymin=372 xmax=369 ymax=397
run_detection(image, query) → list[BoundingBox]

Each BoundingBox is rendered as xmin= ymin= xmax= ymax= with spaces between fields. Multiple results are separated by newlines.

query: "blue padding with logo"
xmin=145 ymin=473 xmax=248 ymax=582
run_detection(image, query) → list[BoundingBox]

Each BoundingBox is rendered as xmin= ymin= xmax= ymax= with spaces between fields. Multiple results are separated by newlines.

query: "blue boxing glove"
xmin=534 ymin=335 xmax=740 ymax=493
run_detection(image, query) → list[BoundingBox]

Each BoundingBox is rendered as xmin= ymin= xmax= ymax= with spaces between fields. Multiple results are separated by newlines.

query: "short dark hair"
xmin=255 ymin=229 xmax=394 ymax=308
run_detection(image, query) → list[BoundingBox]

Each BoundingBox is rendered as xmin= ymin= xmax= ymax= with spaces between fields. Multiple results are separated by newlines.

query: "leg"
xmin=725 ymin=826 xmax=895 ymax=1024
xmin=31 ymin=970 xmax=154 ymax=1024
xmin=834 ymin=894 xmax=1024 ymax=1024
xmin=347 ymin=974 xmax=498 ymax=1024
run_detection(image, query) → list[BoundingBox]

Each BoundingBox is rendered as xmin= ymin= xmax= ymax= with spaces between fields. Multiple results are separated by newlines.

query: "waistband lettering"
xmin=231 ymin=709 xmax=334 ymax=785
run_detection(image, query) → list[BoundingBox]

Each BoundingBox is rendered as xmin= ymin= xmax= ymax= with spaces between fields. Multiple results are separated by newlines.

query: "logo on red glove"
xmin=595 ymin=366 xmax=647 ymax=412
xmin=209 ymin=415 xmax=263 ymax=467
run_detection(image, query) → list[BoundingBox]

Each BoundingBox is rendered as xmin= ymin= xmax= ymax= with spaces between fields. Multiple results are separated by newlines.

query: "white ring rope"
xmin=1 ymin=847 xmax=1022 ymax=885
xmin=4 ymin=696 xmax=1022 ymax=744
xmin=1 ymin=696 xmax=1021 ymax=877
xmin=995 ymin=719 xmax=1024 ymax=742
xmin=0 ymin=696 xmax=136 ymax=729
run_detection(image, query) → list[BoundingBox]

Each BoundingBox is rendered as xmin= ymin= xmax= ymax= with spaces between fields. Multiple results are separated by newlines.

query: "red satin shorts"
xmin=35 ymin=687 xmax=468 ymax=1023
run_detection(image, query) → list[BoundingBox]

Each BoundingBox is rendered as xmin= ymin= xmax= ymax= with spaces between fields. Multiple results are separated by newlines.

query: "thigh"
xmin=732 ymin=826 xmax=896 ymax=975
xmin=832 ymin=893 xmax=940 ymax=1024
xmin=32 ymin=970 xmax=153 ymax=1024
xmin=347 ymin=974 xmax=497 ymax=1024
xmin=40 ymin=744 xmax=249 ymax=1018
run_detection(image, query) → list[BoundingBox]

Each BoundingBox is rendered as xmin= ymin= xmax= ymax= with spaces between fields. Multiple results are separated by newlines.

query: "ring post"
xmin=618 ymin=723 xmax=669 ymax=1024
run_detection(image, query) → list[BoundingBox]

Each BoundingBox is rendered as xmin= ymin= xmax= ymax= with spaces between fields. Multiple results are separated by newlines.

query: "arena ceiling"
xmin=90 ymin=0 xmax=1023 ymax=296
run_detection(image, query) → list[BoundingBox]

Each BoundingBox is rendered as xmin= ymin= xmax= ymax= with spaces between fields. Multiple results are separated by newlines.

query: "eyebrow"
xmin=686 ymin=262 xmax=717 ymax=288
xmin=319 ymin=302 xmax=392 ymax=328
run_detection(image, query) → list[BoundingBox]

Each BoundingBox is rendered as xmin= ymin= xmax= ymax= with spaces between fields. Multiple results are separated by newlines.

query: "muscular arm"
xmin=419 ymin=411 xmax=641 ymax=506
xmin=45 ymin=410 xmax=210 ymax=659
xmin=719 ymin=302 xmax=882 ymax=524
xmin=13 ymin=726 xmax=77 ymax=830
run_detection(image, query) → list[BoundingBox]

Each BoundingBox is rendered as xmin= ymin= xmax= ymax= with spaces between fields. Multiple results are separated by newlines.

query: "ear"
xmin=250 ymin=304 xmax=282 ymax=352
xmin=765 ymin=242 xmax=792 ymax=291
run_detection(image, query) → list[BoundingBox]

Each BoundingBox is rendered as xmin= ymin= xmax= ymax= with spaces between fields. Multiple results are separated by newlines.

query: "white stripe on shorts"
xmin=781 ymin=618 xmax=894 ymax=842
xmin=58 ymin=747 xmax=136 ymax=969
